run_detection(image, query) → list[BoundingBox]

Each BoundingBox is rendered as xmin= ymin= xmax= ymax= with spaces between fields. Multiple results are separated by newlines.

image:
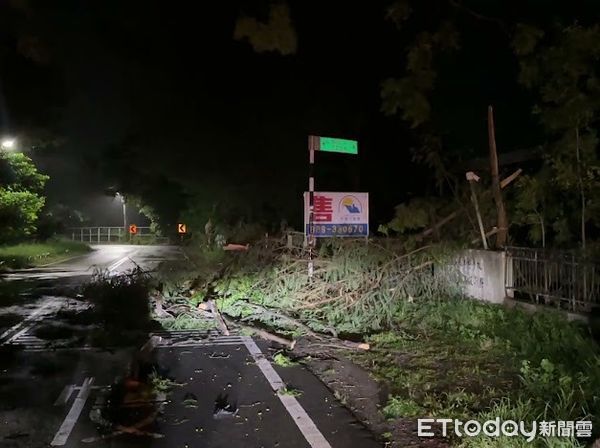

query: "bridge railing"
xmin=505 ymin=246 xmax=600 ymax=313
xmin=68 ymin=227 xmax=167 ymax=244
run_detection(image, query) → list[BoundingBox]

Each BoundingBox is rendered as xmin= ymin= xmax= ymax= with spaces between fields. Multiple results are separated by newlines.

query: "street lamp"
xmin=116 ymin=192 xmax=127 ymax=230
xmin=1 ymin=138 xmax=16 ymax=151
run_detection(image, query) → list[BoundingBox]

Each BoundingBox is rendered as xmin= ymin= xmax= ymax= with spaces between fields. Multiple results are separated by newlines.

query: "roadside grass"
xmin=355 ymin=327 xmax=513 ymax=422
xmin=382 ymin=396 xmax=423 ymax=419
xmin=0 ymin=239 xmax=91 ymax=269
xmin=352 ymin=298 xmax=600 ymax=446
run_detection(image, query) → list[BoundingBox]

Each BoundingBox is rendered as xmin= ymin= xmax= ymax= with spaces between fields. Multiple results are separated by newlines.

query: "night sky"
xmin=0 ymin=1 xmax=595 ymax=229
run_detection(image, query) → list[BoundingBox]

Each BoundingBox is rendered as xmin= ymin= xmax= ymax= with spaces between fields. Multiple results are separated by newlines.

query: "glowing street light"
xmin=1 ymin=138 xmax=16 ymax=150
xmin=116 ymin=192 xmax=127 ymax=230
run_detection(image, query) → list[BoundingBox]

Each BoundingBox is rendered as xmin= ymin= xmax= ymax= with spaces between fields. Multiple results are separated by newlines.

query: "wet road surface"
xmin=0 ymin=245 xmax=381 ymax=448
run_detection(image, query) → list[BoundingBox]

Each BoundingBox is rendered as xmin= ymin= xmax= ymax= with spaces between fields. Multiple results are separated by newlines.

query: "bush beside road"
xmin=0 ymin=239 xmax=91 ymax=269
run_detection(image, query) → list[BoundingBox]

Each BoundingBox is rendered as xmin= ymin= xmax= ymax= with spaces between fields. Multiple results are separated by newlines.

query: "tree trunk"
xmin=488 ymin=106 xmax=508 ymax=248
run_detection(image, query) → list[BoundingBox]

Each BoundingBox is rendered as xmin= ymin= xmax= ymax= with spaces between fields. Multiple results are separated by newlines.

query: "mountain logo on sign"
xmin=339 ymin=196 xmax=361 ymax=214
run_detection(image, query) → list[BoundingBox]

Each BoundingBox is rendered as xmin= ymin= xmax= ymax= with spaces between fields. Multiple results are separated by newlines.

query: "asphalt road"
xmin=1 ymin=244 xmax=183 ymax=282
xmin=0 ymin=245 xmax=381 ymax=448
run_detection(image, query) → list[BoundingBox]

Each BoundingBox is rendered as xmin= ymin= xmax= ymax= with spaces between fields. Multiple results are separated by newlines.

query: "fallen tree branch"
xmin=152 ymin=295 xmax=175 ymax=319
xmin=312 ymin=341 xmax=370 ymax=351
xmin=500 ymin=168 xmax=523 ymax=188
xmin=381 ymin=244 xmax=434 ymax=267
xmin=208 ymin=300 xmax=230 ymax=336
xmin=224 ymin=308 xmax=369 ymax=351
xmin=239 ymin=301 xmax=334 ymax=338
xmin=223 ymin=316 xmax=295 ymax=349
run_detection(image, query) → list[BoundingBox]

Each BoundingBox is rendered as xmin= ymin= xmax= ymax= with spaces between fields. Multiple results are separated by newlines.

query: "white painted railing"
xmin=68 ymin=227 xmax=164 ymax=244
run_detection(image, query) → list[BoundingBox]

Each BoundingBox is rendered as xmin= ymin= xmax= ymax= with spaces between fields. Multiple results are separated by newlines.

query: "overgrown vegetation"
xmin=136 ymin=225 xmax=600 ymax=447
xmin=214 ymin=238 xmax=463 ymax=335
xmin=0 ymin=239 xmax=90 ymax=269
xmin=380 ymin=2 xmax=600 ymax=253
xmin=82 ymin=267 xmax=155 ymax=346
xmin=354 ymin=299 xmax=600 ymax=447
xmin=161 ymin=235 xmax=600 ymax=446
xmin=159 ymin=313 xmax=216 ymax=331
xmin=0 ymin=151 xmax=49 ymax=244
xmin=151 ymin=249 xmax=230 ymax=331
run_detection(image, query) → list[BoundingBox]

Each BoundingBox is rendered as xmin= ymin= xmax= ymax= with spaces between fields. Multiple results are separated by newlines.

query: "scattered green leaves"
xmin=279 ymin=386 xmax=302 ymax=397
xmin=273 ymin=352 xmax=296 ymax=367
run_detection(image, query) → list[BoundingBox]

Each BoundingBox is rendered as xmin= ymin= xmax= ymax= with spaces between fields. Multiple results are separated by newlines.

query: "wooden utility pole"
xmin=416 ymin=168 xmax=522 ymax=242
xmin=488 ymin=106 xmax=508 ymax=248
xmin=466 ymin=171 xmax=488 ymax=250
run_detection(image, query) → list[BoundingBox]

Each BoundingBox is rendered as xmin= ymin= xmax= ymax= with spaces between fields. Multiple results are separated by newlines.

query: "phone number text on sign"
xmin=305 ymin=224 xmax=368 ymax=237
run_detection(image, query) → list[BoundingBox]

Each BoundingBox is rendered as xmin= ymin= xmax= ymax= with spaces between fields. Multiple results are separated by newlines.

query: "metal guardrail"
xmin=68 ymin=227 xmax=167 ymax=244
xmin=505 ymin=246 xmax=599 ymax=312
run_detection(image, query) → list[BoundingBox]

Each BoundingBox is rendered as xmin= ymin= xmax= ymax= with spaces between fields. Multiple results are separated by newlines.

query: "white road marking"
xmin=107 ymin=255 xmax=131 ymax=273
xmin=51 ymin=377 xmax=95 ymax=446
xmin=5 ymin=326 xmax=30 ymax=344
xmin=0 ymin=297 xmax=61 ymax=344
xmin=243 ymin=337 xmax=333 ymax=448
xmin=54 ymin=385 xmax=104 ymax=406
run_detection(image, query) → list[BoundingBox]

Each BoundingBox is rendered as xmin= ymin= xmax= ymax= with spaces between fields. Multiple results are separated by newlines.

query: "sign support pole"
xmin=305 ymin=135 xmax=360 ymax=277
xmin=308 ymin=136 xmax=316 ymax=278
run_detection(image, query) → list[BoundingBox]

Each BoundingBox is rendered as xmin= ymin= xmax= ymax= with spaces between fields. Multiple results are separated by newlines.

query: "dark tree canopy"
xmin=0 ymin=0 xmax=598 ymax=245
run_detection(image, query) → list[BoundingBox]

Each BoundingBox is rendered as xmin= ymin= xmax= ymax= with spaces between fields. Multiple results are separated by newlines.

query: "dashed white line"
xmin=51 ymin=377 xmax=95 ymax=446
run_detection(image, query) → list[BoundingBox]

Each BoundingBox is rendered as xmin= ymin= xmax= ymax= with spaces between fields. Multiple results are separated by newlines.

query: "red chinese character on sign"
xmin=313 ymin=195 xmax=333 ymax=222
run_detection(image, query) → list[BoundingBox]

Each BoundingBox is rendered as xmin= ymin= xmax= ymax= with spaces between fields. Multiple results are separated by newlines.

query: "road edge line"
xmin=243 ymin=337 xmax=332 ymax=448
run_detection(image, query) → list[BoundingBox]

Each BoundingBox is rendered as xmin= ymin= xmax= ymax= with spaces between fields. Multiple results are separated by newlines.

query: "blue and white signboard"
xmin=304 ymin=192 xmax=369 ymax=237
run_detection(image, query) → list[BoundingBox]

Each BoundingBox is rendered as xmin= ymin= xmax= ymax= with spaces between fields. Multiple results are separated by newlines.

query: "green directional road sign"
xmin=310 ymin=136 xmax=358 ymax=154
